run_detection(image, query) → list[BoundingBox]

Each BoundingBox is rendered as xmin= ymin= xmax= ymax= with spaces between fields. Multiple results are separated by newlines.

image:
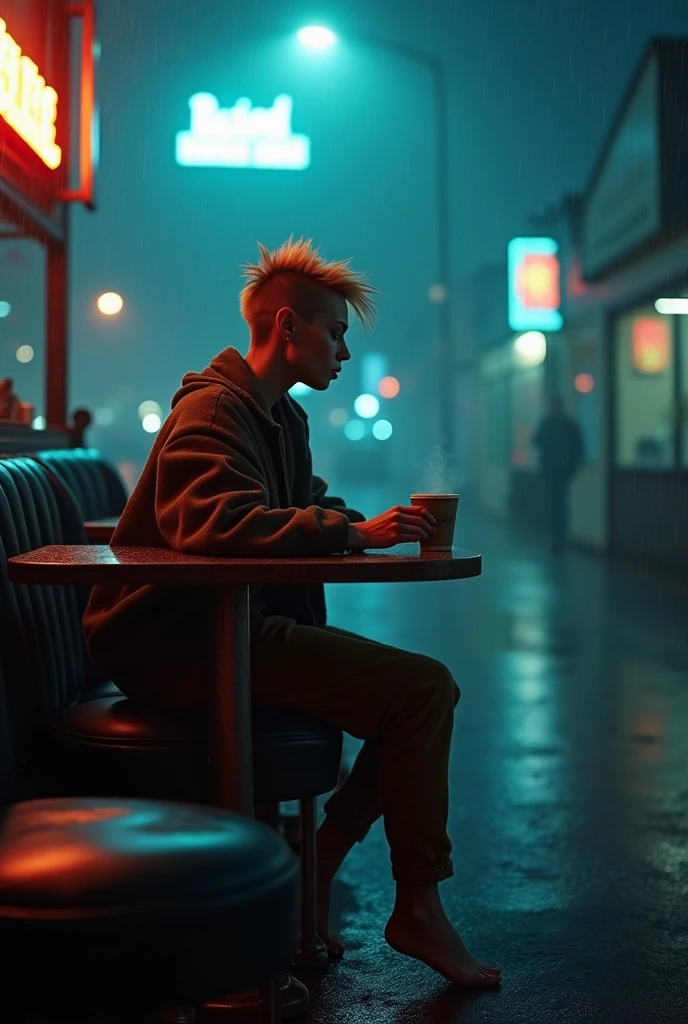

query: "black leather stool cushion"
xmin=53 ymin=698 xmax=344 ymax=804
xmin=0 ymin=796 xmax=299 ymax=1012
xmin=79 ymin=678 xmax=124 ymax=703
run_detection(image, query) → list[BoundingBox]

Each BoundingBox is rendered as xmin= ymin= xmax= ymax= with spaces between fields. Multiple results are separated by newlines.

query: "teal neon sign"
xmin=507 ymin=237 xmax=563 ymax=332
xmin=175 ymin=93 xmax=310 ymax=170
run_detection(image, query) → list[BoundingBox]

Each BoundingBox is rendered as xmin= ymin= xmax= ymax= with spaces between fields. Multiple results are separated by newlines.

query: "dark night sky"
xmin=66 ymin=0 xmax=688 ymax=463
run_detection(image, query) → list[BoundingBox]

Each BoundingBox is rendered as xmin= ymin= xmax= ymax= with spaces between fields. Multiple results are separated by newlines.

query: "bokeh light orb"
xmin=289 ymin=382 xmax=312 ymax=396
xmin=329 ymin=407 xmax=348 ymax=427
xmin=372 ymin=419 xmax=393 ymax=440
xmin=0 ymin=300 xmax=11 ymax=317
xmin=428 ymin=284 xmax=447 ymax=304
xmin=353 ymin=394 xmax=380 ymax=419
xmin=97 ymin=292 xmax=124 ymax=316
xmin=344 ymin=419 xmax=365 ymax=441
xmin=138 ymin=400 xmax=162 ymax=419
xmin=574 ymin=373 xmax=595 ymax=394
xmin=16 ymin=344 xmax=34 ymax=363
xmin=142 ymin=413 xmax=161 ymax=433
xmin=95 ymin=407 xmax=114 ymax=426
xmin=513 ymin=331 xmax=547 ymax=367
xmin=378 ymin=376 xmax=400 ymax=398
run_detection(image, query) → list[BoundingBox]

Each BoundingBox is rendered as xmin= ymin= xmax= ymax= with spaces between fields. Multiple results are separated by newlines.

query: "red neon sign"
xmin=516 ymin=253 xmax=560 ymax=309
xmin=0 ymin=16 xmax=61 ymax=169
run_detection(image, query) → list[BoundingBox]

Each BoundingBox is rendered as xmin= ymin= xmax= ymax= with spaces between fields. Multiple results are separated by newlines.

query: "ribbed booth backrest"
xmin=32 ymin=448 xmax=128 ymax=521
xmin=0 ymin=458 xmax=90 ymax=803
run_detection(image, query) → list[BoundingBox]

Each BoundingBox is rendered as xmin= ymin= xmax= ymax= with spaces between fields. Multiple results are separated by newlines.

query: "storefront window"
xmin=484 ymin=377 xmax=510 ymax=464
xmin=614 ymin=305 xmax=675 ymax=469
xmin=512 ymin=365 xmax=545 ymax=468
xmin=571 ymin=339 xmax=600 ymax=465
xmin=680 ymin=314 xmax=688 ymax=469
xmin=0 ymin=234 xmax=46 ymax=426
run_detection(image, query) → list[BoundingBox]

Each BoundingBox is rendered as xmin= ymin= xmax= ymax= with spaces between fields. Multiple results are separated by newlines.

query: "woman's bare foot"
xmin=385 ymin=884 xmax=501 ymax=988
xmin=316 ymin=869 xmax=344 ymax=957
xmin=315 ymin=817 xmax=357 ymax=958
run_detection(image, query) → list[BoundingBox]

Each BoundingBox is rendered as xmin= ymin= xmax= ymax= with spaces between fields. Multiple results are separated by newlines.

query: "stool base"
xmin=280 ymin=974 xmax=309 ymax=1020
xmin=292 ymin=935 xmax=330 ymax=971
xmin=197 ymin=973 xmax=307 ymax=1022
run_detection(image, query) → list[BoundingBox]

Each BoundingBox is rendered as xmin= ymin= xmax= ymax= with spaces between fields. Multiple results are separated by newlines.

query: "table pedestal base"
xmin=197 ymin=974 xmax=307 ymax=1022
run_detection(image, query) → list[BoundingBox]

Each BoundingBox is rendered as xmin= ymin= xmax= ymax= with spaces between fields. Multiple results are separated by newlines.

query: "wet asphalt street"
xmin=294 ymin=486 xmax=688 ymax=1024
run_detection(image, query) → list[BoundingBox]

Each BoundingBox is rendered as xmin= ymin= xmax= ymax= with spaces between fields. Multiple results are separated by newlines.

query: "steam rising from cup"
xmin=416 ymin=444 xmax=463 ymax=494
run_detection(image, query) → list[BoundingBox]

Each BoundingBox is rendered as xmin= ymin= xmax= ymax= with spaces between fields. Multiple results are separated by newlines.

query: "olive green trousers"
xmin=250 ymin=616 xmax=461 ymax=885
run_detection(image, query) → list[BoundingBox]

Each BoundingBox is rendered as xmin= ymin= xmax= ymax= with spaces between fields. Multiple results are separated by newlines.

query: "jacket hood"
xmin=171 ymin=346 xmax=305 ymax=430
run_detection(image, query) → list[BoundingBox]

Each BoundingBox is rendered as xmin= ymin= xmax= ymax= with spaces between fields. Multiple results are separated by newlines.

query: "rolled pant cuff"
xmin=392 ymin=859 xmax=454 ymax=885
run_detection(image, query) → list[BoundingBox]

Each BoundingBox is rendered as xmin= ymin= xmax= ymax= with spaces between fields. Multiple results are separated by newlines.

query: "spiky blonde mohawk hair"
xmin=240 ymin=236 xmax=378 ymax=333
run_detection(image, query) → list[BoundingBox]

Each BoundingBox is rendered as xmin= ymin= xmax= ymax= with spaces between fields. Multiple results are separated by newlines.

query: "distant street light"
xmin=138 ymin=400 xmax=163 ymax=420
xmin=354 ymin=393 xmax=380 ymax=419
xmin=297 ymin=24 xmax=454 ymax=456
xmin=142 ymin=413 xmax=161 ymax=433
xmin=329 ymin=407 xmax=349 ymax=426
xmin=372 ymin=419 xmax=393 ymax=440
xmin=513 ymin=331 xmax=547 ymax=367
xmin=16 ymin=344 xmax=34 ymax=363
xmin=297 ymin=25 xmax=336 ymax=50
xmin=97 ymin=292 xmax=124 ymax=316
xmin=344 ymin=419 xmax=365 ymax=441
xmin=378 ymin=376 xmax=400 ymax=398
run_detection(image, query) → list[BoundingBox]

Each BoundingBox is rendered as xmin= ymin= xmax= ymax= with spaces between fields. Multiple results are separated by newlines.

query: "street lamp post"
xmin=298 ymin=28 xmax=454 ymax=458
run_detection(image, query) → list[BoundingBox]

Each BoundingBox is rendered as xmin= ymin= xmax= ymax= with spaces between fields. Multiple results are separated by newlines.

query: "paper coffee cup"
xmin=410 ymin=494 xmax=460 ymax=551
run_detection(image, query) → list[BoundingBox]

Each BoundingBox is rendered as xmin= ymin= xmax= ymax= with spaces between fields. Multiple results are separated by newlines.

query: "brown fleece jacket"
xmin=82 ymin=346 xmax=366 ymax=705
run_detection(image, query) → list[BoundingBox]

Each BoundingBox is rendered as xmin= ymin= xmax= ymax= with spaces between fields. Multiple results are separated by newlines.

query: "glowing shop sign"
xmin=176 ymin=93 xmax=310 ymax=170
xmin=631 ymin=318 xmax=671 ymax=374
xmin=508 ymin=237 xmax=562 ymax=332
xmin=0 ymin=17 xmax=61 ymax=169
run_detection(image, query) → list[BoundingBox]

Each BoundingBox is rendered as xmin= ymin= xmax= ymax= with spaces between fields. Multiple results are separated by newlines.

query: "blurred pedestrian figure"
xmin=533 ymin=396 xmax=584 ymax=554
xmin=69 ymin=408 xmax=92 ymax=448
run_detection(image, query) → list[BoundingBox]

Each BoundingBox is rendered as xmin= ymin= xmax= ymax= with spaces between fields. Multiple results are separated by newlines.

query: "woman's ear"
xmin=276 ymin=306 xmax=295 ymax=340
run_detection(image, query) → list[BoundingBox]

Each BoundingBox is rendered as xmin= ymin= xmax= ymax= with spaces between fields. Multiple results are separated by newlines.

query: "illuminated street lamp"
xmin=297 ymin=26 xmax=336 ymax=51
xmin=513 ymin=331 xmax=547 ymax=367
xmin=97 ymin=291 xmax=124 ymax=316
xmin=297 ymin=25 xmax=454 ymax=456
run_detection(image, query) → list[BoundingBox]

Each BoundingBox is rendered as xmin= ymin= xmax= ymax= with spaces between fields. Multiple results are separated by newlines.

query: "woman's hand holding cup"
xmin=347 ymin=505 xmax=437 ymax=550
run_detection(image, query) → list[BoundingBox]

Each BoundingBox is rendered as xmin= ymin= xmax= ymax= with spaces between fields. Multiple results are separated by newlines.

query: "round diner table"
xmin=83 ymin=517 xmax=119 ymax=543
xmin=8 ymin=543 xmax=482 ymax=815
xmin=8 ymin=543 xmax=481 ymax=1021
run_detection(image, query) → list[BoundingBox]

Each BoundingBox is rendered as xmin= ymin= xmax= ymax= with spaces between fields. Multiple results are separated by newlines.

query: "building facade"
xmin=473 ymin=38 xmax=688 ymax=578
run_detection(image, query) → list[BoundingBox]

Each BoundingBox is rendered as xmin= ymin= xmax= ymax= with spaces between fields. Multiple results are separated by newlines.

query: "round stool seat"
xmin=0 ymin=796 xmax=299 ymax=1013
xmin=80 ymin=678 xmax=124 ymax=702
xmin=54 ymin=697 xmax=344 ymax=804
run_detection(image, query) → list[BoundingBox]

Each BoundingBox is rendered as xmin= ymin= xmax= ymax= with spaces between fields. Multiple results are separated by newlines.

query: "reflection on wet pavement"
xmin=297 ymin=485 xmax=688 ymax=1024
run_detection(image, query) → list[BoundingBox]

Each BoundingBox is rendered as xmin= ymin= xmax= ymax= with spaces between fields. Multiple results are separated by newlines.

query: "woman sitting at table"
xmin=82 ymin=237 xmax=501 ymax=989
